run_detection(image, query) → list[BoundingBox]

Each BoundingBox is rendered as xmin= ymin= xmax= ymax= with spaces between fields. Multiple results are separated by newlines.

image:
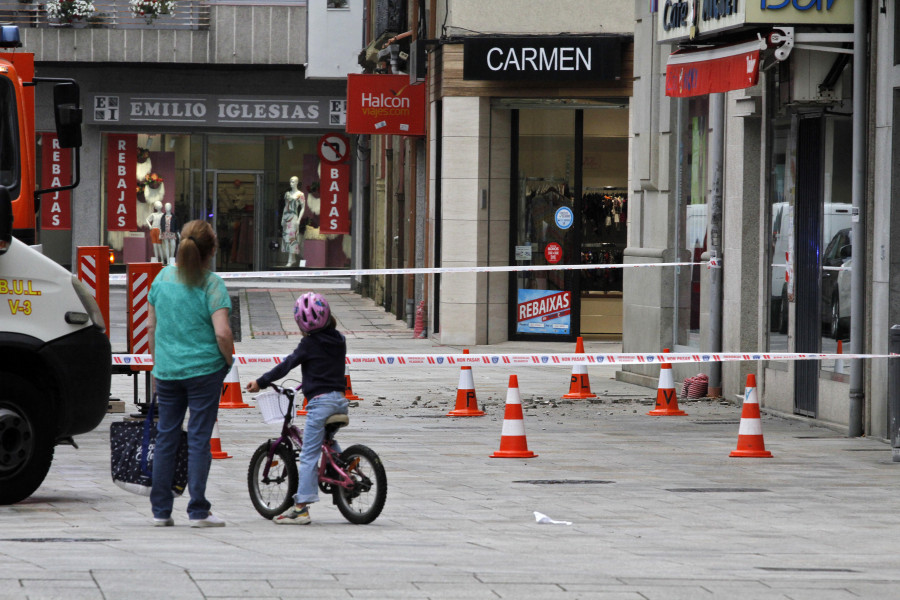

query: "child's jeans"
xmin=295 ymin=391 xmax=349 ymax=504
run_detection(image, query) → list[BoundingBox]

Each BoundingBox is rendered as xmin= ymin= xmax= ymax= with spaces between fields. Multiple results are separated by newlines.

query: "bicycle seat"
xmin=325 ymin=414 xmax=349 ymax=430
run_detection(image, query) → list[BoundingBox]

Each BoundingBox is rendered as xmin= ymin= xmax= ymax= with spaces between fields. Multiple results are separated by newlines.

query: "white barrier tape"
xmin=107 ymin=261 xmax=707 ymax=282
xmin=113 ymin=351 xmax=898 ymax=368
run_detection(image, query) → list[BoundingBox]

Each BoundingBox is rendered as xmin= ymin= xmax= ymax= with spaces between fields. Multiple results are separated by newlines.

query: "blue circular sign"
xmin=555 ymin=206 xmax=574 ymax=230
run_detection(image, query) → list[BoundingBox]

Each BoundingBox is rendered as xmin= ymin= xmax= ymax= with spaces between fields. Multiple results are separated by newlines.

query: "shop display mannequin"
xmin=146 ymin=201 xmax=164 ymax=262
xmin=159 ymin=202 xmax=178 ymax=265
xmin=281 ymin=176 xmax=305 ymax=267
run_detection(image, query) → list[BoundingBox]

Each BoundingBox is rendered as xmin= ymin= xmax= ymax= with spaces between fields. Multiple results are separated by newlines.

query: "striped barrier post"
xmin=126 ymin=262 xmax=163 ymax=373
xmin=76 ymin=246 xmax=110 ymax=338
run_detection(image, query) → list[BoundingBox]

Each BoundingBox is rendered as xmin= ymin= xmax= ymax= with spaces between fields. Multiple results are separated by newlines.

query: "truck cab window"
xmin=0 ymin=78 xmax=20 ymax=195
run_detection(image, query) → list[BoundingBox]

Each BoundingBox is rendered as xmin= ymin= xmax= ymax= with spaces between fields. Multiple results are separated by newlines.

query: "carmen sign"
xmin=345 ymin=74 xmax=426 ymax=136
xmin=463 ymin=36 xmax=622 ymax=81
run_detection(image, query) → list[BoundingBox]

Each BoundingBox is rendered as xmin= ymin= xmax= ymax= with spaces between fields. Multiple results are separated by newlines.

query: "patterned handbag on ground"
xmin=109 ymin=399 xmax=188 ymax=497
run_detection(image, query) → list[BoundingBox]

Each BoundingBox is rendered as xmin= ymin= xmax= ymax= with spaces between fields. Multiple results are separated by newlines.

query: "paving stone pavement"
xmin=3 ymin=281 xmax=900 ymax=599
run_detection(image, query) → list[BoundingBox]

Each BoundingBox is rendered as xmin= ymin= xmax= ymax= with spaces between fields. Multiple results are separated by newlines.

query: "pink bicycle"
xmin=247 ymin=383 xmax=387 ymax=524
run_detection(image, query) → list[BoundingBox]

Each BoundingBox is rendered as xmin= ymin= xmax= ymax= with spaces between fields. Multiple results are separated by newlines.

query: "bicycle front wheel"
xmin=334 ymin=444 xmax=387 ymax=525
xmin=247 ymin=441 xmax=298 ymax=520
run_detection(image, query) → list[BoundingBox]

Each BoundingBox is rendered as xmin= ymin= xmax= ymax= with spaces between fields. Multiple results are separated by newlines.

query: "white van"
xmin=770 ymin=202 xmax=852 ymax=333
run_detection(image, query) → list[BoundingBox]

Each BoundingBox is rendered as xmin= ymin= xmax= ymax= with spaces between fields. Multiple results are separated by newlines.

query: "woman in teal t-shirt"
xmin=148 ymin=220 xmax=234 ymax=528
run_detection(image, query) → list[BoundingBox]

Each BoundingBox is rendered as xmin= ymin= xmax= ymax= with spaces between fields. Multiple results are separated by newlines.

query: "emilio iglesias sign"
xmin=86 ymin=94 xmax=345 ymax=129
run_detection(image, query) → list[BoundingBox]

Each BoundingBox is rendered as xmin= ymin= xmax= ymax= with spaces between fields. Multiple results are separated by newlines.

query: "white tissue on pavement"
xmin=534 ymin=511 xmax=572 ymax=525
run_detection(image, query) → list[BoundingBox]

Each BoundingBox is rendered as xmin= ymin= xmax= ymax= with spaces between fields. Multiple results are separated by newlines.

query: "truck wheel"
xmin=0 ymin=375 xmax=55 ymax=505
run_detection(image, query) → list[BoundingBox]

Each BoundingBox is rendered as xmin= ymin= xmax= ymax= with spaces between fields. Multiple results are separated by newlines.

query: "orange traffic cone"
xmin=835 ymin=340 xmax=844 ymax=375
xmin=447 ymin=349 xmax=485 ymax=417
xmin=563 ymin=336 xmax=597 ymax=400
xmin=647 ymin=349 xmax=686 ymax=416
xmin=344 ymin=364 xmax=362 ymax=401
xmin=297 ymin=396 xmax=308 ymax=417
xmin=491 ymin=375 xmax=537 ymax=458
xmin=730 ymin=374 xmax=773 ymax=458
xmin=210 ymin=420 xmax=231 ymax=460
xmin=220 ymin=362 xmax=250 ymax=409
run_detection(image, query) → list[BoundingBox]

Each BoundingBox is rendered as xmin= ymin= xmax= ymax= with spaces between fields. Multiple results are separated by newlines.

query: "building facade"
xmin=361 ymin=0 xmax=636 ymax=344
xmin=624 ymin=0 xmax=900 ymax=438
xmin=12 ymin=0 xmax=361 ymax=274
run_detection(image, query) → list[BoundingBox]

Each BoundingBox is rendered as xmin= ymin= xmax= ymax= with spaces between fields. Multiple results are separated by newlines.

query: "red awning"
xmin=665 ymin=40 xmax=765 ymax=98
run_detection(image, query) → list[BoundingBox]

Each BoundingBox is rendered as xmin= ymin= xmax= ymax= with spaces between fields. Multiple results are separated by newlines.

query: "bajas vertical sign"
xmin=40 ymin=133 xmax=71 ymax=230
xmin=317 ymin=133 xmax=351 ymax=235
xmin=106 ymin=134 xmax=137 ymax=231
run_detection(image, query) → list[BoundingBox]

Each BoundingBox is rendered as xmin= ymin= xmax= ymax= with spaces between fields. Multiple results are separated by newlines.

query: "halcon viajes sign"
xmin=463 ymin=36 xmax=623 ymax=81
xmin=86 ymin=94 xmax=346 ymax=129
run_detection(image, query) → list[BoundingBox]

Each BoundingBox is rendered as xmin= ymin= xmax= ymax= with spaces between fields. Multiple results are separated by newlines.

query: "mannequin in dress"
xmin=281 ymin=176 xmax=304 ymax=267
xmin=146 ymin=201 xmax=164 ymax=261
xmin=159 ymin=202 xmax=178 ymax=264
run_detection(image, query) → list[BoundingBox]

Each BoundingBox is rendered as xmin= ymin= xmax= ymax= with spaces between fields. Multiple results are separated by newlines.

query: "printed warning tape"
xmin=112 ymin=351 xmax=897 ymax=368
xmin=107 ymin=261 xmax=707 ymax=282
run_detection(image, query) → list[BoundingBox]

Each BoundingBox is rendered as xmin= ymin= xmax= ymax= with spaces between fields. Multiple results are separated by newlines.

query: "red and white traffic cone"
xmin=210 ymin=420 xmax=231 ymax=460
xmin=730 ymin=374 xmax=773 ymax=458
xmin=219 ymin=361 xmax=250 ymax=409
xmin=563 ymin=336 xmax=597 ymax=400
xmin=447 ymin=349 xmax=485 ymax=417
xmin=491 ymin=375 xmax=537 ymax=459
xmin=344 ymin=364 xmax=362 ymax=401
xmin=297 ymin=396 xmax=308 ymax=417
xmin=647 ymin=349 xmax=686 ymax=416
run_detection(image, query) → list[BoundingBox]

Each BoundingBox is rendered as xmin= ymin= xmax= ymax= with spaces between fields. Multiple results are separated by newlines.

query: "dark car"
xmin=821 ymin=228 xmax=851 ymax=339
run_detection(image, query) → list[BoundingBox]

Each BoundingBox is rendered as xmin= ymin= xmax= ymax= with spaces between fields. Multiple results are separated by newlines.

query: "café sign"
xmin=658 ymin=0 xmax=854 ymax=43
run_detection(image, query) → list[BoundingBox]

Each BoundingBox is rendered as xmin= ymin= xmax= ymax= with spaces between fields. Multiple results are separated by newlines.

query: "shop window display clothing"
xmin=281 ymin=176 xmax=305 ymax=267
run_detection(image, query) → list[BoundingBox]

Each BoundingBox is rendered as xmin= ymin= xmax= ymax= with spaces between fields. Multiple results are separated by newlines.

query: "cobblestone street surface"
xmin=2 ymin=283 xmax=899 ymax=599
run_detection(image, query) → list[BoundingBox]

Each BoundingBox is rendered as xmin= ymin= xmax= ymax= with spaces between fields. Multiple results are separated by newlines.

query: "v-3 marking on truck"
xmin=0 ymin=26 xmax=111 ymax=504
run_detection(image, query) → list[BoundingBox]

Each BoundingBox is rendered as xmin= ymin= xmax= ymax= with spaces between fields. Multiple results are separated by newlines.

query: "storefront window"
xmin=102 ymin=133 xmax=352 ymax=271
xmin=514 ymin=109 xmax=576 ymax=336
xmin=676 ymin=96 xmax=709 ymax=349
xmin=819 ymin=117 xmax=853 ymax=373
xmin=580 ymin=107 xmax=628 ymax=334
xmin=766 ymin=115 xmax=852 ymax=374
xmin=768 ymin=120 xmax=792 ymax=350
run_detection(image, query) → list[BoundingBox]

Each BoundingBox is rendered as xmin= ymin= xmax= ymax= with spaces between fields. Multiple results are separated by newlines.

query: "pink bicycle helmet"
xmin=294 ymin=292 xmax=331 ymax=333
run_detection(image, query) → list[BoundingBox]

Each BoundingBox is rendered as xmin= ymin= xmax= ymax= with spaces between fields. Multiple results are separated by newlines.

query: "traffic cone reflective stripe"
xmin=563 ymin=337 xmax=597 ymax=400
xmin=219 ymin=361 xmax=250 ymax=409
xmin=447 ymin=349 xmax=485 ymax=417
xmin=491 ymin=375 xmax=537 ymax=458
xmin=647 ymin=349 xmax=686 ymax=416
xmin=730 ymin=374 xmax=772 ymax=458
xmin=344 ymin=365 xmax=362 ymax=401
xmin=210 ymin=420 xmax=231 ymax=460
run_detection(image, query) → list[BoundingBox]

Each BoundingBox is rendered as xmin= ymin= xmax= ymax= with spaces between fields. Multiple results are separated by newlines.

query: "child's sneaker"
xmin=273 ymin=505 xmax=310 ymax=525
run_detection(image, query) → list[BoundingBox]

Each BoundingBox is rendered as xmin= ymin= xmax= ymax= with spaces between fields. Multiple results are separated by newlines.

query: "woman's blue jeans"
xmin=151 ymin=366 xmax=228 ymax=520
xmin=296 ymin=391 xmax=349 ymax=505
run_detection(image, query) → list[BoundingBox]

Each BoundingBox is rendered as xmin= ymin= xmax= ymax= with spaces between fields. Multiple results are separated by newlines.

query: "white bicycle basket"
xmin=255 ymin=390 xmax=292 ymax=424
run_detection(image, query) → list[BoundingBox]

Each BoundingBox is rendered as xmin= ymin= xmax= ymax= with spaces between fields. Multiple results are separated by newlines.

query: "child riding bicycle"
xmin=245 ymin=292 xmax=348 ymax=524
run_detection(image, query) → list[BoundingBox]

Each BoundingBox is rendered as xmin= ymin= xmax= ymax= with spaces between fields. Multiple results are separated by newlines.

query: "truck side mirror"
xmin=53 ymin=81 xmax=82 ymax=149
xmin=0 ymin=186 xmax=12 ymax=254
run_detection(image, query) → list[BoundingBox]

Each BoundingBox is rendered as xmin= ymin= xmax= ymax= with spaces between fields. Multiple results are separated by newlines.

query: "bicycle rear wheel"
xmin=333 ymin=444 xmax=387 ymax=525
xmin=247 ymin=441 xmax=298 ymax=519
